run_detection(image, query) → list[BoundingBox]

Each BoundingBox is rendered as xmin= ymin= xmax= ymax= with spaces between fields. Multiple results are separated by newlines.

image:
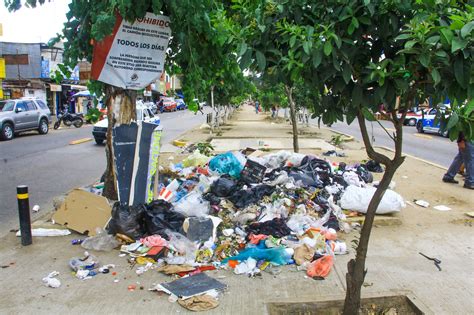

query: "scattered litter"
xmin=433 ymin=205 xmax=452 ymax=211
xmin=419 ymin=252 xmax=442 ymax=271
xmin=51 ymin=149 xmax=409 ymax=310
xmin=415 ymin=200 xmax=430 ymax=208
xmin=16 ymin=228 xmax=71 ymax=237
xmin=42 ymin=271 xmax=61 ymax=288
xmin=32 ymin=205 xmax=40 ymax=212
xmin=466 ymin=212 xmax=474 ymax=218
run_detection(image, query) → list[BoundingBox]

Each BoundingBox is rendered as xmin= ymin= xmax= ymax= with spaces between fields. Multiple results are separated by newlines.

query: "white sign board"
xmin=91 ymin=13 xmax=171 ymax=90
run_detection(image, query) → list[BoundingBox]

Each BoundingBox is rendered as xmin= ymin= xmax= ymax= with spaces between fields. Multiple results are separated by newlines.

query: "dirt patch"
xmin=267 ymin=295 xmax=427 ymax=315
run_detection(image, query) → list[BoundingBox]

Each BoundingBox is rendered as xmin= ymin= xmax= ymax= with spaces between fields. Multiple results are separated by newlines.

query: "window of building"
xmin=2 ymin=54 xmax=29 ymax=65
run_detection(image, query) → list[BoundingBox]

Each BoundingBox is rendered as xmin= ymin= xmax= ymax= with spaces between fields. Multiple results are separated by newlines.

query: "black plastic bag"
xmin=356 ymin=165 xmax=373 ymax=183
xmin=365 ymin=160 xmax=384 ymax=173
xmin=107 ymin=202 xmax=146 ymax=240
xmin=210 ymin=176 xmax=237 ymax=197
xmin=202 ymin=192 xmax=222 ymax=206
xmin=144 ymin=200 xmax=185 ymax=238
xmin=246 ymin=218 xmax=292 ymax=238
xmin=228 ymin=184 xmax=274 ymax=208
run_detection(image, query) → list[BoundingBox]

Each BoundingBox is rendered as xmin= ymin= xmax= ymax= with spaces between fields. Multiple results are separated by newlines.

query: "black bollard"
xmin=17 ymin=185 xmax=32 ymax=246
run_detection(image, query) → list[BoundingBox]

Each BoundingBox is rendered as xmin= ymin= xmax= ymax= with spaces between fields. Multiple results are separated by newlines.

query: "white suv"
xmin=0 ymin=98 xmax=52 ymax=140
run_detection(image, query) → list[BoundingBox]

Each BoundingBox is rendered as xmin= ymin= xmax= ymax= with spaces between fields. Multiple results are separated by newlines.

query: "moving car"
xmin=0 ymin=98 xmax=52 ymax=140
xmin=92 ymin=102 xmax=160 ymax=144
xmin=416 ymin=107 xmax=450 ymax=137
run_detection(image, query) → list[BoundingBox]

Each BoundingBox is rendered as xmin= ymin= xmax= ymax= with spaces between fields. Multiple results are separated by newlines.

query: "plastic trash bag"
xmin=209 ymin=152 xmax=245 ymax=178
xmin=343 ymin=171 xmax=364 ymax=187
xmin=223 ymin=246 xmax=293 ymax=265
xmin=182 ymin=150 xmax=211 ymax=168
xmin=228 ymin=184 xmax=274 ymax=208
xmin=285 ymin=152 xmax=307 ymax=167
xmin=165 ymin=230 xmax=197 ymax=264
xmin=307 ymin=255 xmax=334 ymax=278
xmin=365 ymin=160 xmax=384 ymax=173
xmin=260 ymin=150 xmax=292 ymax=169
xmin=107 ymin=202 xmax=146 ymax=240
xmin=210 ymin=176 xmax=237 ymax=197
xmin=356 ymin=165 xmax=373 ymax=183
xmin=81 ymin=228 xmax=120 ymax=251
xmin=174 ymin=191 xmax=210 ymax=217
xmin=144 ymin=200 xmax=186 ymax=237
xmin=286 ymin=214 xmax=318 ymax=236
xmin=340 ymin=185 xmax=405 ymax=214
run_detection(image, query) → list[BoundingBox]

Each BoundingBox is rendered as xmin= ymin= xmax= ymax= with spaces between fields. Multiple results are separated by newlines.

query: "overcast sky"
xmin=0 ymin=0 xmax=71 ymax=43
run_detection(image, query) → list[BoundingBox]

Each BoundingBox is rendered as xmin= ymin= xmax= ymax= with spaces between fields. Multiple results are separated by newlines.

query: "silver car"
xmin=0 ymin=98 xmax=52 ymax=140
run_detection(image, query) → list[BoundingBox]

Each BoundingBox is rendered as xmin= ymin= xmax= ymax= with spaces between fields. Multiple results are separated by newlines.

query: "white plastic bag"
xmin=81 ymin=228 xmax=120 ymax=251
xmin=343 ymin=171 xmax=364 ymax=187
xmin=340 ymin=185 xmax=405 ymax=214
xmin=173 ymin=191 xmax=210 ymax=217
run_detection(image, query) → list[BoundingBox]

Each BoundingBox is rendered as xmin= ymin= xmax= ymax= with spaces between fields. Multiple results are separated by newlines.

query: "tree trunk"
xmin=285 ymin=85 xmax=299 ymax=153
xmin=342 ymin=110 xmax=405 ymax=314
xmin=102 ymin=84 xmax=137 ymax=200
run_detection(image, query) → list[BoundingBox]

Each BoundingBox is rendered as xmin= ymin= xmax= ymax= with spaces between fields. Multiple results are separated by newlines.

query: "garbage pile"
xmin=77 ymin=150 xmax=405 ymax=310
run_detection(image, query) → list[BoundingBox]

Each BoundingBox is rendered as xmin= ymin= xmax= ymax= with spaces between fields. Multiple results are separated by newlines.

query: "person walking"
xmin=255 ymin=101 xmax=260 ymax=114
xmin=442 ymin=132 xmax=474 ymax=189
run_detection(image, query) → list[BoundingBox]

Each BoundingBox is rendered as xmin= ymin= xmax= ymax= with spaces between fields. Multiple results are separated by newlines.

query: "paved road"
xmin=0 ymin=108 xmax=209 ymax=235
xmin=325 ymin=119 xmax=457 ymax=168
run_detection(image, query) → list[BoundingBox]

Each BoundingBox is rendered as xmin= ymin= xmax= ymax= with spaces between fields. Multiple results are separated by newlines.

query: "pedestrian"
xmin=194 ymin=101 xmax=204 ymax=115
xmin=271 ymin=105 xmax=276 ymax=118
xmin=442 ymin=131 xmax=474 ymax=189
xmin=255 ymin=101 xmax=260 ymax=114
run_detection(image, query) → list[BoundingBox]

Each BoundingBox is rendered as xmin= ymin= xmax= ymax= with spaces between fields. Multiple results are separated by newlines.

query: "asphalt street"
xmin=326 ymin=119 xmax=457 ymax=168
xmin=0 ymin=108 xmax=209 ymax=235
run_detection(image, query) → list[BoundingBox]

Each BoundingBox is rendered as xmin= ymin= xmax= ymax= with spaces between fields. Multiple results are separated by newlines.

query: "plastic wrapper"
xmin=144 ymin=200 xmax=186 ymax=237
xmin=182 ymin=151 xmax=211 ymax=168
xmin=81 ymin=228 xmax=120 ymax=251
xmin=174 ymin=191 xmax=210 ymax=217
xmin=209 ymin=152 xmax=245 ymax=178
xmin=165 ymin=230 xmax=197 ymax=264
xmin=340 ymin=185 xmax=405 ymax=214
xmin=107 ymin=202 xmax=146 ymax=240
xmin=260 ymin=151 xmax=292 ymax=169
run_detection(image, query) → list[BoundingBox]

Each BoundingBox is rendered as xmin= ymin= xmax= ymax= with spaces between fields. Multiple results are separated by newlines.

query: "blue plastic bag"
xmin=209 ymin=152 xmax=244 ymax=178
xmin=222 ymin=246 xmax=292 ymax=265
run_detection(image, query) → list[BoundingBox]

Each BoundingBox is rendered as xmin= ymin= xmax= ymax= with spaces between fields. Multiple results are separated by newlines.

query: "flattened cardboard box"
xmin=52 ymin=189 xmax=112 ymax=236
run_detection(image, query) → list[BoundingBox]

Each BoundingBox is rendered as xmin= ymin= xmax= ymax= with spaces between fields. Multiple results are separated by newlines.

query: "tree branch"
xmin=357 ymin=110 xmax=391 ymax=165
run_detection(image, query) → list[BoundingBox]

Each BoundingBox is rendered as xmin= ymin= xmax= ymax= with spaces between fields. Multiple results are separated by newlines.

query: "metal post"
xmin=17 ymin=185 xmax=32 ymax=246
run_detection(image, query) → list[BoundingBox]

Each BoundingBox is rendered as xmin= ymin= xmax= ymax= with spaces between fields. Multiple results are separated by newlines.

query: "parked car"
xmin=92 ymin=102 xmax=160 ymax=144
xmin=176 ymin=98 xmax=187 ymax=110
xmin=161 ymin=97 xmax=177 ymax=112
xmin=416 ymin=106 xmax=450 ymax=137
xmin=0 ymin=98 xmax=51 ymax=140
xmin=397 ymin=109 xmax=423 ymax=126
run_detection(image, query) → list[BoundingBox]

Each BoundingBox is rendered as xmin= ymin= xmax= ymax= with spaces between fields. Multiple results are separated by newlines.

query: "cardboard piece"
xmin=52 ymin=189 xmax=112 ymax=236
xmin=159 ymin=273 xmax=226 ymax=299
xmin=240 ymin=159 xmax=267 ymax=183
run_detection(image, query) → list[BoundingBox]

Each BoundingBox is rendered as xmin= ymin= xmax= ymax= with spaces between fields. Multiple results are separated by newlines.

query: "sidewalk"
xmin=0 ymin=105 xmax=472 ymax=314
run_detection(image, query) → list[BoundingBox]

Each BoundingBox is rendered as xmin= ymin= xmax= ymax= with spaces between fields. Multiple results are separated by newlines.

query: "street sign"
xmin=91 ymin=13 xmax=171 ymax=90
